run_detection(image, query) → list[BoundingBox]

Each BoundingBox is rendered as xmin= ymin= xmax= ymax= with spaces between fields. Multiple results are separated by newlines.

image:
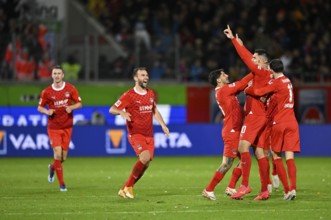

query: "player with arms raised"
xmin=109 ymin=67 xmax=170 ymax=199
xmin=38 ymin=65 xmax=82 ymax=192
xmin=245 ymin=59 xmax=300 ymax=200
xmin=224 ymin=25 xmax=273 ymax=200
xmin=202 ymin=69 xmax=253 ymax=200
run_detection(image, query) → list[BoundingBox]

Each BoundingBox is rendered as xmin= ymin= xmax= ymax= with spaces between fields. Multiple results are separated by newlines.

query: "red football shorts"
xmin=240 ymin=114 xmax=267 ymax=148
xmin=47 ymin=127 xmax=72 ymax=151
xmin=128 ymin=134 xmax=155 ymax=159
xmin=271 ymin=121 xmax=301 ymax=153
xmin=222 ymin=130 xmax=240 ymax=158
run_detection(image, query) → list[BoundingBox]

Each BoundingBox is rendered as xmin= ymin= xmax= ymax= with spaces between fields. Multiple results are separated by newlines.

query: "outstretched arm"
xmin=245 ymin=83 xmax=276 ymax=97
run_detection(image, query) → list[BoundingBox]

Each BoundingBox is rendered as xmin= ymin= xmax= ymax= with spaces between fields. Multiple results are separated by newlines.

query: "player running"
xmin=38 ymin=65 xmax=82 ymax=192
xmin=109 ymin=67 xmax=170 ymax=199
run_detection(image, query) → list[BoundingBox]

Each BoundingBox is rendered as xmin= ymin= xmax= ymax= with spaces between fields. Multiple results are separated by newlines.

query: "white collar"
xmin=134 ymin=87 xmax=147 ymax=95
xmin=52 ymin=82 xmax=66 ymax=91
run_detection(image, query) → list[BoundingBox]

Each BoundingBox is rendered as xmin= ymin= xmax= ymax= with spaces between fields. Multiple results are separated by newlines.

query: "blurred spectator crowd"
xmin=86 ymin=0 xmax=331 ymax=83
xmin=0 ymin=0 xmax=56 ymax=81
xmin=0 ymin=0 xmax=82 ymax=81
xmin=1 ymin=0 xmax=330 ymax=83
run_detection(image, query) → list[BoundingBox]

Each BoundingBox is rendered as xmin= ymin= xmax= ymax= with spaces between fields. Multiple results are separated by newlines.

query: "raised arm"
xmin=224 ymin=25 xmax=263 ymax=75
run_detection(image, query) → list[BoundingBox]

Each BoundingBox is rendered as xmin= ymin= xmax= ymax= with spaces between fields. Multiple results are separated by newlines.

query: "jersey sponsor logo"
xmin=154 ymin=132 xmax=192 ymax=149
xmin=139 ymin=105 xmax=153 ymax=112
xmin=105 ymin=129 xmax=126 ymax=154
xmin=0 ymin=130 xmax=7 ymax=155
xmin=54 ymin=99 xmax=69 ymax=107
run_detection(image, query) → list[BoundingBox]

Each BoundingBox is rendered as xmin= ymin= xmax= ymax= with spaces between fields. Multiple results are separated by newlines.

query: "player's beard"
xmin=138 ymin=79 xmax=148 ymax=89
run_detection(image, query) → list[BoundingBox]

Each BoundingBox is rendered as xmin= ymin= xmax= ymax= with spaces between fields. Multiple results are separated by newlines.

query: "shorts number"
xmin=241 ymin=125 xmax=246 ymax=134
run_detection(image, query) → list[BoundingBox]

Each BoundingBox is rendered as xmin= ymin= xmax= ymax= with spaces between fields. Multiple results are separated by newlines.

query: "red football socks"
xmin=228 ymin=167 xmax=242 ymax=189
xmin=286 ymin=159 xmax=297 ymax=191
xmin=274 ymin=158 xmax=290 ymax=193
xmin=257 ymin=157 xmax=269 ymax=192
xmin=241 ymin=152 xmax=252 ymax=187
xmin=53 ymin=159 xmax=64 ymax=186
xmin=206 ymin=171 xmax=225 ymax=191
xmin=125 ymin=160 xmax=146 ymax=187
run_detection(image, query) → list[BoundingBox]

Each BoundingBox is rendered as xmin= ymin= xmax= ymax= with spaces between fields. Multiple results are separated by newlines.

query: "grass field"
xmin=1 ymin=156 xmax=331 ymax=220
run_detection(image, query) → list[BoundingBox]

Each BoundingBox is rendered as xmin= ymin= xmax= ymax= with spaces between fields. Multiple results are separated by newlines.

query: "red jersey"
xmin=39 ymin=82 xmax=82 ymax=129
xmin=114 ymin=88 xmax=156 ymax=137
xmin=246 ymin=75 xmax=297 ymax=124
xmin=215 ymin=73 xmax=253 ymax=132
xmin=231 ymin=39 xmax=271 ymax=116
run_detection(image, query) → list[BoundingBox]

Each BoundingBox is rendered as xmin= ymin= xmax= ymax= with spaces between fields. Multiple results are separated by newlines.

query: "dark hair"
xmin=208 ymin=69 xmax=224 ymax=87
xmin=132 ymin=67 xmax=147 ymax=77
xmin=51 ymin=65 xmax=64 ymax=73
xmin=269 ymin=59 xmax=284 ymax=73
xmin=254 ymin=49 xmax=270 ymax=63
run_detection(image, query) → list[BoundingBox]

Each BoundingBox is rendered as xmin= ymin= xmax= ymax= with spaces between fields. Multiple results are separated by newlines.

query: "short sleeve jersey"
xmin=232 ymin=39 xmax=272 ymax=116
xmin=38 ymin=82 xmax=82 ymax=129
xmin=114 ymin=88 xmax=156 ymax=137
xmin=264 ymin=76 xmax=297 ymax=124
xmin=216 ymin=73 xmax=253 ymax=132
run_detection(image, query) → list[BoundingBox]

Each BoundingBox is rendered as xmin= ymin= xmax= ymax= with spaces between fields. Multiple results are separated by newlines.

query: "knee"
xmin=140 ymin=156 xmax=151 ymax=165
xmin=54 ymin=154 xmax=62 ymax=160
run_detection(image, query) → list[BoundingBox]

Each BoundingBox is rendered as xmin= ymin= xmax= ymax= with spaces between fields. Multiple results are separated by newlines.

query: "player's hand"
xmin=120 ymin=111 xmax=132 ymax=122
xmin=48 ymin=109 xmax=55 ymax=116
xmin=66 ymin=106 xmax=72 ymax=113
xmin=223 ymin=25 xmax=234 ymax=39
xmin=235 ymin=34 xmax=243 ymax=46
xmin=162 ymin=125 xmax=170 ymax=137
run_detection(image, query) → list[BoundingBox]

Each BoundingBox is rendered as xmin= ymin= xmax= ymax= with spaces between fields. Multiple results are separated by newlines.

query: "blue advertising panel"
xmin=0 ymin=105 xmax=186 ymax=127
xmin=0 ymin=124 xmax=330 ymax=157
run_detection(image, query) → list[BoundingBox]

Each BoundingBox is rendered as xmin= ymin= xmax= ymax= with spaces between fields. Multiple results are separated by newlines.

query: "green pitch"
xmin=1 ymin=157 xmax=330 ymax=220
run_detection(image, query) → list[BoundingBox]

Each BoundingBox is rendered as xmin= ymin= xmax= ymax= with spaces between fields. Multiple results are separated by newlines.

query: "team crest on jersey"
xmin=229 ymin=83 xmax=236 ymax=87
xmin=149 ymin=98 xmax=154 ymax=103
xmin=65 ymin=92 xmax=70 ymax=98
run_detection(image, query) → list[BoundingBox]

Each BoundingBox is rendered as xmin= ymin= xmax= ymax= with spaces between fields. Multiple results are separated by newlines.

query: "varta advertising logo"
xmin=105 ymin=129 xmax=126 ymax=154
xmin=0 ymin=130 xmax=7 ymax=155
